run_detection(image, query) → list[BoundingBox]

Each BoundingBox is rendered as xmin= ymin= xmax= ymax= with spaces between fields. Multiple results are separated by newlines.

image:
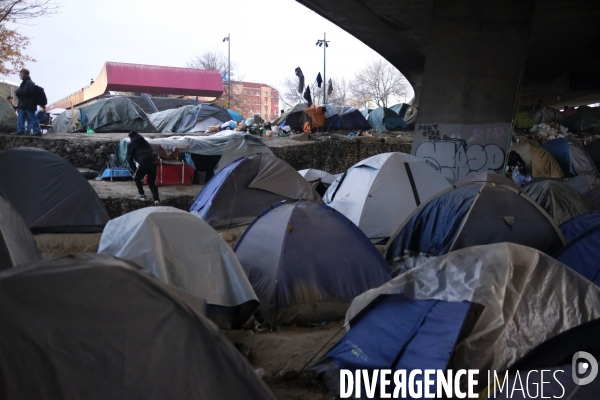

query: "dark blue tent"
xmin=316 ymin=294 xmax=472 ymax=394
xmin=367 ymin=107 xmax=407 ymax=132
xmin=189 ymin=154 xmax=320 ymax=229
xmin=542 ymin=138 xmax=598 ymax=176
xmin=559 ymin=212 xmax=600 ymax=242
xmin=234 ymin=200 xmax=391 ymax=326
xmin=274 ymin=103 xmax=308 ymax=131
xmin=336 ymin=106 xmax=371 ymax=131
xmin=386 ymin=182 xmax=565 ymax=272
xmin=555 ymin=226 xmax=600 ymax=285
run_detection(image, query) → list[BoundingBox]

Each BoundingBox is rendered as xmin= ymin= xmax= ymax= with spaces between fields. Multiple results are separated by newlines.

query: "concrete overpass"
xmin=297 ymin=0 xmax=600 ymax=108
xmin=298 ymin=0 xmax=600 ymax=181
xmin=49 ymin=62 xmax=223 ymax=110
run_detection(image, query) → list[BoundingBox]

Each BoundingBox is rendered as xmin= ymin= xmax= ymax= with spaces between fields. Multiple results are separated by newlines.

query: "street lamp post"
xmin=223 ymin=33 xmax=231 ymax=108
xmin=315 ymin=32 xmax=330 ymax=105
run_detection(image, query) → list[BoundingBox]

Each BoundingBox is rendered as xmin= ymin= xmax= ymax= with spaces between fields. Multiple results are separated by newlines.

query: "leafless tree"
xmin=327 ymin=77 xmax=350 ymax=108
xmin=187 ymin=50 xmax=241 ymax=82
xmin=349 ymin=59 xmax=409 ymax=108
xmin=0 ymin=0 xmax=59 ymax=24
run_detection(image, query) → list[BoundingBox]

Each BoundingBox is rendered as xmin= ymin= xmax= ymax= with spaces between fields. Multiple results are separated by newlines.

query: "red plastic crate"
xmin=143 ymin=161 xmax=195 ymax=186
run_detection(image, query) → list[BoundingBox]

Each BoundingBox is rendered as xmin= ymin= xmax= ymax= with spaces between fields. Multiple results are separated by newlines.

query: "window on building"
xmin=236 ymin=89 xmax=239 ymax=94
xmin=265 ymin=100 xmax=268 ymax=105
xmin=265 ymin=91 xmax=269 ymax=96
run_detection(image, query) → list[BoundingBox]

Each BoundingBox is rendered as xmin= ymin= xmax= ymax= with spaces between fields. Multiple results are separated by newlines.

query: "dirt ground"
xmin=224 ymin=320 xmax=345 ymax=400
xmin=89 ymin=179 xmax=202 ymax=199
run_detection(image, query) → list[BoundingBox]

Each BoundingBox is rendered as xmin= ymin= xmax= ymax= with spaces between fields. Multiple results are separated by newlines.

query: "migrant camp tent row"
xmin=52 ymin=98 xmax=234 ymax=134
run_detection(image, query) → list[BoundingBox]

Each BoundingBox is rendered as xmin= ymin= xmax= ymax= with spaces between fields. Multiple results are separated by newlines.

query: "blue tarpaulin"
xmin=227 ymin=109 xmax=244 ymax=122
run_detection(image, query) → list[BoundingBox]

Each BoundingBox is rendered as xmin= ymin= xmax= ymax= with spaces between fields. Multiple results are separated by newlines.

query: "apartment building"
xmin=229 ymin=82 xmax=279 ymax=121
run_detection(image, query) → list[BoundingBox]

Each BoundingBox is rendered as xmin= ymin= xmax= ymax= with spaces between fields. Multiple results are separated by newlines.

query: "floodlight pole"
xmin=316 ymin=33 xmax=330 ymax=105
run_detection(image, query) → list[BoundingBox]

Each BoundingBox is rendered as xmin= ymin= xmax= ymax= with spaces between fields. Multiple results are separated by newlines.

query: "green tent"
xmin=515 ymin=107 xmax=537 ymax=130
xmin=0 ymin=96 xmax=17 ymax=133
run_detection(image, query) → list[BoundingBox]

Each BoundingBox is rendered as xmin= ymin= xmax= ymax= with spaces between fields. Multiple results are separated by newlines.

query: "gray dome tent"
xmin=0 ymin=95 xmax=17 ymax=133
xmin=177 ymin=102 xmax=232 ymax=133
xmin=0 ymin=254 xmax=275 ymax=399
xmin=324 ymin=152 xmax=451 ymax=239
xmin=386 ymin=180 xmax=565 ymax=273
xmin=190 ymin=153 xmax=320 ymax=229
xmin=234 ymin=200 xmax=391 ymax=326
xmin=97 ymin=207 xmax=258 ymax=329
xmin=0 ymin=196 xmax=41 ymax=271
xmin=0 ymin=148 xmax=110 ymax=233
xmin=298 ymin=169 xmax=339 ymax=197
xmin=522 ymin=180 xmax=595 ymax=225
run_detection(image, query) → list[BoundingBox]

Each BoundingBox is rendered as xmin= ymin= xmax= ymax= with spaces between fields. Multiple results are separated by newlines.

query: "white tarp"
xmin=324 ymin=152 xmax=451 ymax=239
xmin=144 ymin=131 xmax=272 ymax=172
xmin=97 ymin=207 xmax=258 ymax=309
xmin=346 ymin=243 xmax=600 ymax=372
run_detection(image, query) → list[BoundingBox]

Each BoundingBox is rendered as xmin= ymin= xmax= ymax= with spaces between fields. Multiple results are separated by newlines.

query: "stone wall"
xmin=0 ymin=133 xmax=412 ymax=175
xmin=0 ymin=134 xmax=120 ymax=172
xmin=270 ymin=136 xmax=412 ymax=174
xmin=102 ymin=195 xmax=195 ymax=219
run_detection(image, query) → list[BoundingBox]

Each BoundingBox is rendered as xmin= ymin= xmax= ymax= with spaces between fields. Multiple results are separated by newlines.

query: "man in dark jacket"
xmin=15 ymin=68 xmax=42 ymax=136
xmin=126 ymin=131 xmax=160 ymax=205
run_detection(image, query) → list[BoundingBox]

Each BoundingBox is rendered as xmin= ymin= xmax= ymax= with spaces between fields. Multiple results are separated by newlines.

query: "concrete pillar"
xmin=411 ymin=0 xmax=535 ymax=181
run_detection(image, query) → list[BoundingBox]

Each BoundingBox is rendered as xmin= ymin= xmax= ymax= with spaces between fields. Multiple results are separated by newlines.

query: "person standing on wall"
xmin=126 ymin=131 xmax=160 ymax=205
xmin=15 ymin=69 xmax=43 ymax=136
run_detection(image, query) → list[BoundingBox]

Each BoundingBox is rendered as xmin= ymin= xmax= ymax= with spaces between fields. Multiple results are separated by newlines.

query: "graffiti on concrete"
xmin=416 ymin=138 xmax=505 ymax=181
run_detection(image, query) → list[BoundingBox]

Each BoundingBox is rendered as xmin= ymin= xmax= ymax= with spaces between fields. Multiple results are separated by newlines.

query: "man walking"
xmin=126 ymin=131 xmax=160 ymax=205
xmin=15 ymin=69 xmax=42 ymax=136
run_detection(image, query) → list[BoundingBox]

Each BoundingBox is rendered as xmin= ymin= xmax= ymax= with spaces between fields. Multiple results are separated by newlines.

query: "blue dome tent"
xmin=542 ymin=138 xmax=598 ymax=176
xmin=190 ymin=153 xmax=320 ymax=229
xmin=234 ymin=200 xmax=391 ymax=326
xmin=386 ymin=179 xmax=565 ymax=273
xmin=559 ymin=212 xmax=600 ymax=243
xmin=555 ymin=225 xmax=600 ymax=285
xmin=336 ymin=106 xmax=371 ymax=131
xmin=367 ymin=107 xmax=407 ymax=132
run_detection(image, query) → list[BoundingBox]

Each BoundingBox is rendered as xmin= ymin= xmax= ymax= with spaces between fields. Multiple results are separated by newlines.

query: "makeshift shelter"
xmin=565 ymin=174 xmax=600 ymax=193
xmin=385 ymin=181 xmax=565 ymax=272
xmin=542 ymin=137 xmax=598 ymax=176
xmin=324 ymin=152 xmax=451 ymax=239
xmin=585 ymin=184 xmax=600 ymax=209
xmin=234 ymin=200 xmax=391 ymax=326
xmin=0 ymin=95 xmax=17 ymax=133
xmin=274 ymin=103 xmax=308 ymax=131
xmin=402 ymin=105 xmax=418 ymax=125
xmin=493 ymin=319 xmax=600 ymax=399
xmin=0 ymin=254 xmax=275 ymax=399
xmin=51 ymin=109 xmax=82 ymax=132
xmin=0 ymin=148 xmax=109 ymax=233
xmin=302 ymin=105 xmax=325 ymax=133
xmin=584 ymin=138 xmax=600 ymax=170
xmin=335 ymin=106 xmax=370 ymax=131
xmin=514 ymin=107 xmax=537 ymax=129
xmin=78 ymin=97 xmax=157 ymax=133
xmin=559 ymin=212 xmax=600 ymax=243
xmin=190 ymin=153 xmax=320 ymax=229
xmin=148 ymin=105 xmax=194 ymax=133
xmin=510 ymin=142 xmax=565 ymax=178
xmin=323 ymin=105 xmax=341 ymax=131
xmin=563 ymin=106 xmax=600 ymax=134
xmin=315 ymin=243 xmax=600 ymax=396
xmin=367 ymin=107 xmax=407 ymax=131
xmin=227 ymin=108 xmax=244 ymax=121
xmin=140 ymin=131 xmax=273 ymax=174
xmin=0 ymin=196 xmax=41 ymax=271
xmin=533 ymin=107 xmax=563 ymax=124
xmin=389 ymin=103 xmax=409 ymax=118
xmin=555 ymin=226 xmax=600 ymax=285
xmin=298 ymin=169 xmax=339 ymax=196
xmin=522 ymin=180 xmax=595 ymax=225
xmin=360 ymin=109 xmax=373 ymax=118
xmin=97 ymin=207 xmax=258 ymax=329
xmin=177 ymin=103 xmax=232 ymax=133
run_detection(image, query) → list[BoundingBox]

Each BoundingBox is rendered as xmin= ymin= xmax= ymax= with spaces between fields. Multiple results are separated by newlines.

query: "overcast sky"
xmin=5 ymin=0 xmax=413 ymax=104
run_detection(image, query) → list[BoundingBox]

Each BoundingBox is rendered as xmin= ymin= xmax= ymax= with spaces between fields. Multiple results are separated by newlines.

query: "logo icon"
xmin=572 ymin=351 xmax=598 ymax=385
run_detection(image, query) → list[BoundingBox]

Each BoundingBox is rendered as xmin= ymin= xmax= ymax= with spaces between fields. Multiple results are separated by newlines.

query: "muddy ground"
xmin=224 ymin=321 xmax=344 ymax=399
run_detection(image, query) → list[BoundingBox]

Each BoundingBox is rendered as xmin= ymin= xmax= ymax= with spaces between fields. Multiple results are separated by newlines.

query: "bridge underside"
xmin=297 ymin=0 xmax=600 ymax=108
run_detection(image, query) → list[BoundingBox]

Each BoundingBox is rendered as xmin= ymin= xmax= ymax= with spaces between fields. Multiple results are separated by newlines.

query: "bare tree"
xmin=187 ymin=50 xmax=241 ymax=82
xmin=349 ymin=59 xmax=409 ymax=108
xmin=0 ymin=0 xmax=59 ymax=24
xmin=327 ymin=77 xmax=350 ymax=108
